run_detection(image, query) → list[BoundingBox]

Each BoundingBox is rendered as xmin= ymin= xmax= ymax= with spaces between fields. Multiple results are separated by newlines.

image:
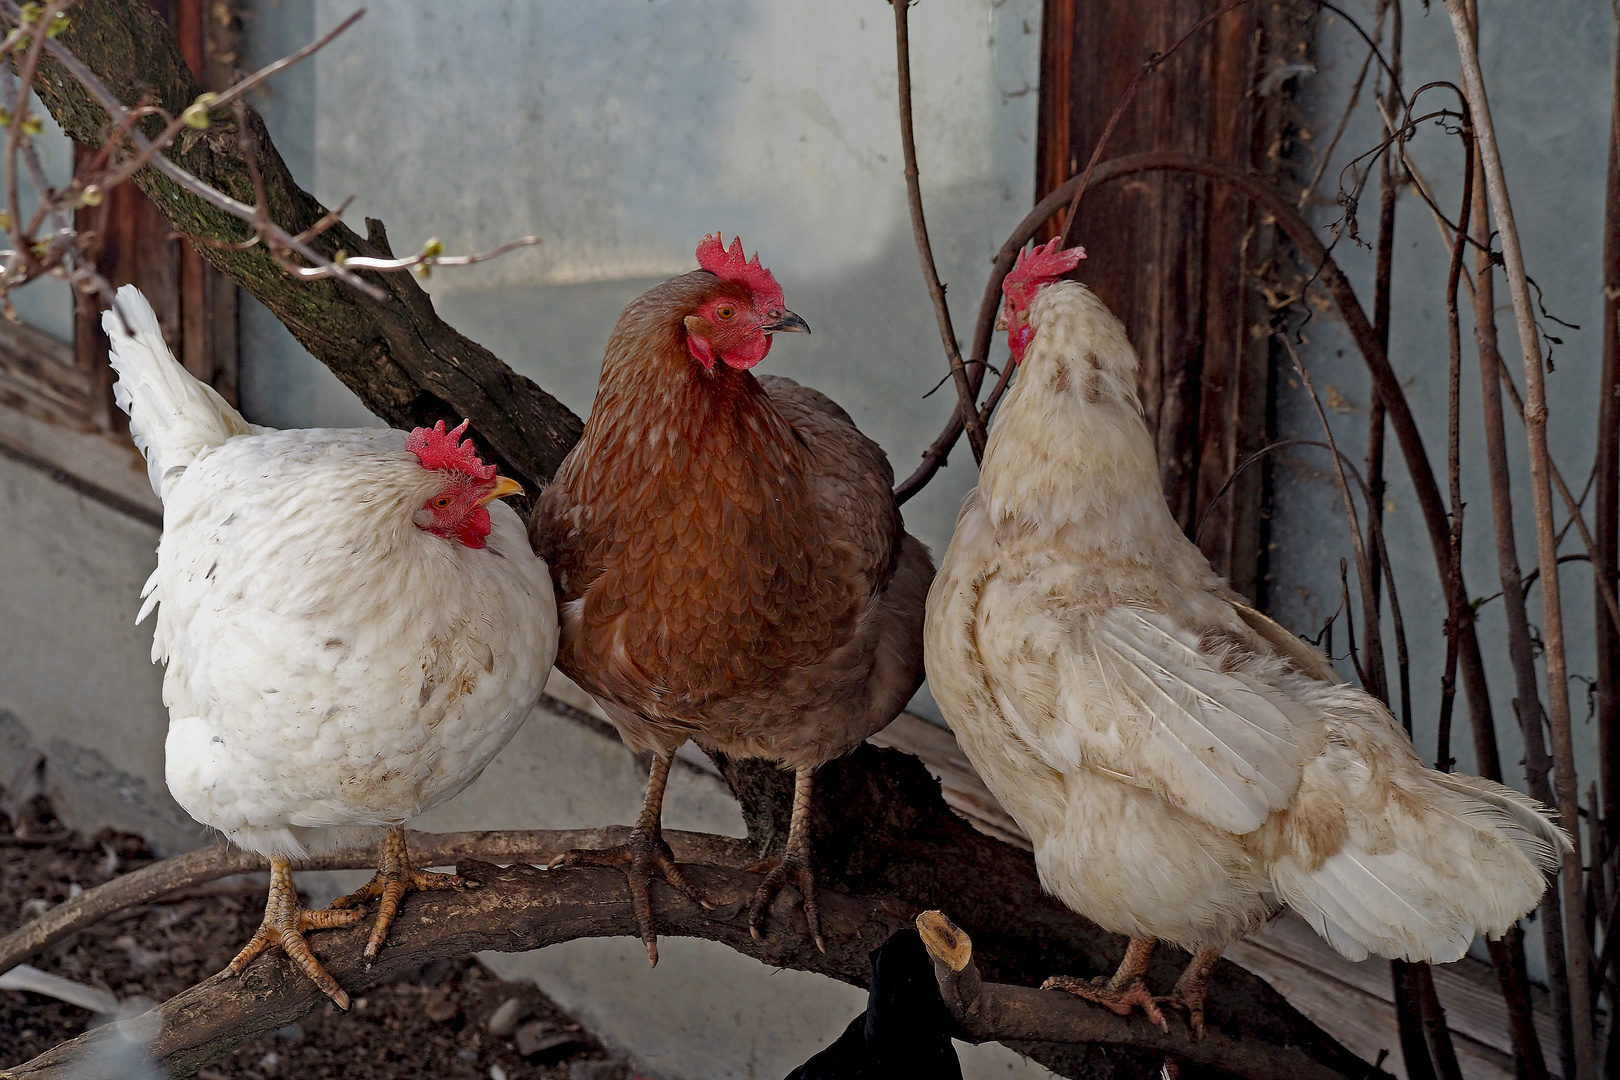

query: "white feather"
xmin=104 ymin=285 xmax=259 ymax=499
xmin=104 ymin=290 xmax=561 ymax=861
xmin=925 ymin=276 xmax=1566 ymax=958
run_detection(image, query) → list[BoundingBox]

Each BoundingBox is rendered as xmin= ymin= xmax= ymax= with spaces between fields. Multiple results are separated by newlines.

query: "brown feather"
xmin=531 ymin=271 xmax=932 ymax=769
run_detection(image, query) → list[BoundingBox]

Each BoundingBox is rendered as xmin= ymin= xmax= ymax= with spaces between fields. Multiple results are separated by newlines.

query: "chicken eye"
xmin=433 ymin=496 xmax=453 ymax=509
xmin=715 ymin=305 xmax=736 ymax=320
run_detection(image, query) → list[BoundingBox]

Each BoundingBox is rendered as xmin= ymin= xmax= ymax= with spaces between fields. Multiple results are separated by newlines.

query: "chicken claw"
xmin=226 ymin=856 xmax=362 ymax=1009
xmin=548 ymin=750 xmax=711 ymax=966
xmin=745 ymin=764 xmax=826 ymax=952
xmin=328 ymin=825 xmax=470 ymax=962
xmin=550 ymin=824 xmax=710 ymax=966
xmin=1043 ymin=973 xmax=1169 ymax=1032
xmin=1158 ymin=943 xmax=1223 ymax=1038
xmin=747 ymin=847 xmax=824 ymax=953
xmin=1041 ymin=936 xmax=1169 ymax=1032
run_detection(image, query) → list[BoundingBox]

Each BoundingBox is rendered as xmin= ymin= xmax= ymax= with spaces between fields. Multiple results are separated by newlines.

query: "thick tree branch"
xmin=27 ymin=0 xmax=584 ymax=491
xmin=0 ymin=860 xmax=912 ymax=1080
xmin=0 ymin=827 xmax=755 ymax=978
xmin=916 ymin=911 xmax=1376 ymax=1080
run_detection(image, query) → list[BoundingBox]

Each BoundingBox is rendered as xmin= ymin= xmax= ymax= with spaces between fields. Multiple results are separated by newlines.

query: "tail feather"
xmin=1275 ymin=774 xmax=1564 ymax=964
xmin=103 ymin=285 xmax=256 ymax=499
xmin=1430 ymin=772 xmax=1572 ymax=867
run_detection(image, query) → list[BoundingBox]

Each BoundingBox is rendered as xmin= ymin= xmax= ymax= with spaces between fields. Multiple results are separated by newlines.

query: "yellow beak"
xmin=478 ymin=474 xmax=525 ymax=505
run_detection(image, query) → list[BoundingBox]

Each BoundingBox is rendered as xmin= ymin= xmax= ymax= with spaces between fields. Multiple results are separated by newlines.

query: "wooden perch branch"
xmin=0 ymin=828 xmax=755 ymax=979
xmin=915 ymin=911 xmax=1373 ymax=1080
xmin=2 ymin=859 xmax=914 ymax=1080
xmin=3 ymin=745 xmax=1385 ymax=1080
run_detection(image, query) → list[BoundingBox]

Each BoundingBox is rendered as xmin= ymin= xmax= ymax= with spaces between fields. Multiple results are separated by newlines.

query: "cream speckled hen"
xmin=924 ymin=241 xmax=1566 ymax=1032
xmin=106 ymin=286 xmax=556 ymax=1007
xmin=531 ymin=236 xmax=932 ymax=961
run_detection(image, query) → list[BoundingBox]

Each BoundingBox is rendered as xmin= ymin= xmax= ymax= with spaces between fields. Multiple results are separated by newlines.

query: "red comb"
xmin=405 ymin=419 xmax=498 ymax=480
xmin=695 ymin=233 xmax=785 ymax=307
xmin=1004 ymin=238 xmax=1086 ymax=295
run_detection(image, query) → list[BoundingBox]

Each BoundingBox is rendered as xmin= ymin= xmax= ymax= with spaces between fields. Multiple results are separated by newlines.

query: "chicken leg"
xmin=1163 ymin=943 xmax=1222 ymax=1037
xmin=1043 ymin=936 xmax=1168 ymax=1032
xmin=225 ymin=856 xmax=364 ymax=1009
xmin=746 ymin=764 xmax=826 ymax=953
xmin=549 ymin=750 xmax=710 ymax=965
xmin=327 ymin=825 xmax=469 ymax=961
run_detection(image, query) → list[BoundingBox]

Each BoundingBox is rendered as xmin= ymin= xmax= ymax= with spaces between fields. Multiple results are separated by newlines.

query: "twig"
xmin=1440 ymin=6 xmax=1596 ymax=1078
xmin=1279 ymin=334 xmax=1380 ymax=698
xmin=324 ymin=235 xmax=542 ymax=278
xmin=205 ymin=8 xmax=365 ymax=115
xmin=1297 ymin=38 xmax=1379 ymax=209
xmin=1362 ymin=0 xmax=1400 ymax=719
xmin=1595 ymin=12 xmax=1620 ymax=1046
xmin=887 ymin=0 xmax=985 ymax=461
xmin=1436 ymin=107 xmax=1475 ymax=782
xmin=913 ymin=911 xmax=1382 ymax=1080
xmin=3 ymin=2 xmax=389 ymax=300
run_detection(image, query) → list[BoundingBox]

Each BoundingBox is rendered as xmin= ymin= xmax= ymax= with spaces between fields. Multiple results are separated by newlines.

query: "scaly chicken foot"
xmin=1042 ymin=936 xmax=1169 ymax=1032
xmin=1158 ymin=943 xmax=1223 ymax=1038
xmin=548 ymin=751 xmax=711 ymax=966
xmin=746 ymin=765 xmax=826 ymax=953
xmin=327 ymin=824 xmax=470 ymax=962
xmin=225 ymin=856 xmax=363 ymax=1010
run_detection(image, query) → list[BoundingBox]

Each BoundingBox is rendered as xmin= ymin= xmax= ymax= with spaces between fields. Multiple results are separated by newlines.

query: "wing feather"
xmin=974 ymin=594 xmax=1314 ymax=837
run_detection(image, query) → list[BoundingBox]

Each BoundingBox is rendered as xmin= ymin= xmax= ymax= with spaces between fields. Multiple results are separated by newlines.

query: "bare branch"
xmin=887 ymin=0 xmax=986 ymax=461
xmin=1439 ymin=9 xmax=1596 ymax=1077
xmin=1 ymin=859 xmax=913 ymax=1080
xmin=0 ymin=828 xmax=755 ymax=979
xmin=915 ymin=911 xmax=1382 ymax=1080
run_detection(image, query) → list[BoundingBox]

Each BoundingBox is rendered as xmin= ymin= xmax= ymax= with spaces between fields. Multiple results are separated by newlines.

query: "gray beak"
xmin=761 ymin=310 xmax=811 ymax=335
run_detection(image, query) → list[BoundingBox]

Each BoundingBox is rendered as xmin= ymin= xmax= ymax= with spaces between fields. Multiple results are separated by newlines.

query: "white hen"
xmin=106 ymin=286 xmax=557 ymax=1007
xmin=924 ymin=241 xmax=1566 ymax=1032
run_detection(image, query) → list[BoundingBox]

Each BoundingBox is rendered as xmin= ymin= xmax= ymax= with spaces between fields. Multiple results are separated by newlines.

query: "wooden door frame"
xmin=1034 ymin=0 xmax=1308 ymax=602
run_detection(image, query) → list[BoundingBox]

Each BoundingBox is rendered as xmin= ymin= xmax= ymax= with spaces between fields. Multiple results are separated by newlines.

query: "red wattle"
xmin=455 ymin=506 xmax=492 ymax=549
xmin=721 ymin=333 xmax=772 ymax=370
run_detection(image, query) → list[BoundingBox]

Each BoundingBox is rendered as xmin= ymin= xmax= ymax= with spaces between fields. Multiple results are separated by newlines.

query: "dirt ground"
xmin=0 ymin=793 xmax=637 ymax=1079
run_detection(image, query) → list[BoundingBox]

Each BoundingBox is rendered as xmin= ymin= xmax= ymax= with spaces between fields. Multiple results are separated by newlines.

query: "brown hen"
xmin=530 ymin=235 xmax=932 ymax=961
